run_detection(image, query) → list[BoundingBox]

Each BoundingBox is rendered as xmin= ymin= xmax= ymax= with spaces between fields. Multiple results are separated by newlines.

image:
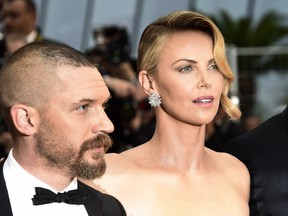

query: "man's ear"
xmin=138 ymin=70 xmax=155 ymax=95
xmin=10 ymin=104 xmax=40 ymax=136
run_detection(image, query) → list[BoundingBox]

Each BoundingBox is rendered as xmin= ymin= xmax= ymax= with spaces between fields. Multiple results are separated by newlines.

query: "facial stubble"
xmin=35 ymin=121 xmax=113 ymax=180
xmin=71 ymin=134 xmax=113 ymax=180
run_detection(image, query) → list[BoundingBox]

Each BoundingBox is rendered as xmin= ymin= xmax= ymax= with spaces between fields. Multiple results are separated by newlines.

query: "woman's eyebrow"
xmin=171 ymin=58 xmax=197 ymax=66
xmin=208 ymin=59 xmax=215 ymax=64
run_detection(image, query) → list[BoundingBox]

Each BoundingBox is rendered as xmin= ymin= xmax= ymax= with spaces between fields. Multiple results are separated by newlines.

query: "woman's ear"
xmin=138 ymin=70 xmax=154 ymax=94
xmin=10 ymin=104 xmax=40 ymax=136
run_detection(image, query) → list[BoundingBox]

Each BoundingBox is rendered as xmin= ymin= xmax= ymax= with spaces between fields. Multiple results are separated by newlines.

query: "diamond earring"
xmin=148 ymin=92 xmax=162 ymax=107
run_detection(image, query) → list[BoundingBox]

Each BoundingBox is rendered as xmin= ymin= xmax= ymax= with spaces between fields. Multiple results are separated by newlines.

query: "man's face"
xmin=2 ymin=0 xmax=36 ymax=35
xmin=34 ymin=66 xmax=114 ymax=180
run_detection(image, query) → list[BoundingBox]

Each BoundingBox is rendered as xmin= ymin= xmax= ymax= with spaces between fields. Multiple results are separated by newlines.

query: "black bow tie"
xmin=32 ymin=187 xmax=88 ymax=205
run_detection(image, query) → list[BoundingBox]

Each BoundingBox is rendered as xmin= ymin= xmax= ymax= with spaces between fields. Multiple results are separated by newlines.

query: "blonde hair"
xmin=137 ymin=10 xmax=241 ymax=119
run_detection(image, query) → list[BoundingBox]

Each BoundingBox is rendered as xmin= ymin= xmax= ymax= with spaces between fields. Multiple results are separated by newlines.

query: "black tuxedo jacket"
xmin=223 ymin=106 xmax=288 ymax=216
xmin=0 ymin=161 xmax=126 ymax=216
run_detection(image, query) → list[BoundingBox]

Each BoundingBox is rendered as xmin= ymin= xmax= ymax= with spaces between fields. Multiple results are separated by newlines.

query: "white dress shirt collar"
xmin=25 ymin=30 xmax=38 ymax=44
xmin=3 ymin=149 xmax=88 ymax=216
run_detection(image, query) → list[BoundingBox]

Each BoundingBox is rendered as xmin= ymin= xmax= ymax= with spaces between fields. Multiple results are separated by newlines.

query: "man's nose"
xmin=92 ymin=109 xmax=114 ymax=134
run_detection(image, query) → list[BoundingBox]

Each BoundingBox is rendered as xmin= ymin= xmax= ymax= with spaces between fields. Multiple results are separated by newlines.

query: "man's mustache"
xmin=80 ymin=133 xmax=113 ymax=153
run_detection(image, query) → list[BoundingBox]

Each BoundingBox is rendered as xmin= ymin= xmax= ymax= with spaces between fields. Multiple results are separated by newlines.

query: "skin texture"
xmin=0 ymin=42 xmax=114 ymax=191
xmin=83 ymin=31 xmax=250 ymax=216
xmin=4 ymin=64 xmax=114 ymax=191
xmin=30 ymin=66 xmax=114 ymax=181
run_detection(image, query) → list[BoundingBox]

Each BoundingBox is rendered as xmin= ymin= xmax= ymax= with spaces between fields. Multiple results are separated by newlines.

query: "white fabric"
xmin=25 ymin=30 xmax=37 ymax=43
xmin=3 ymin=150 xmax=88 ymax=216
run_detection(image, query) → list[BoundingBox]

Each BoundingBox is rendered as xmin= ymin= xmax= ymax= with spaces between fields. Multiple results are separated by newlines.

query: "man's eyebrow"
xmin=72 ymin=95 xmax=112 ymax=105
xmin=72 ymin=99 xmax=95 ymax=105
xmin=80 ymin=99 xmax=95 ymax=103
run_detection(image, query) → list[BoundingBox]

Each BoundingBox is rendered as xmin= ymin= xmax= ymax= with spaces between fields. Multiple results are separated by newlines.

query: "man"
xmin=0 ymin=0 xmax=46 ymax=58
xmin=0 ymin=41 xmax=126 ymax=215
xmin=224 ymin=105 xmax=288 ymax=216
xmin=0 ymin=0 xmax=47 ymax=155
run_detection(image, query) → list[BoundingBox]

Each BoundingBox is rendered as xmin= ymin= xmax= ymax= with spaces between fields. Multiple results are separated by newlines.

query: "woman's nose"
xmin=197 ymin=70 xmax=212 ymax=89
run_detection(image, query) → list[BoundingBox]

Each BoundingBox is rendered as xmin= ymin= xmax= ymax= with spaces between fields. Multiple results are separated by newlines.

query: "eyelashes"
xmin=178 ymin=63 xmax=219 ymax=73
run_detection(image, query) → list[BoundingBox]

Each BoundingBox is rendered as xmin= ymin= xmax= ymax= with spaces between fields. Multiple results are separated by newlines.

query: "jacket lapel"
xmin=78 ymin=180 xmax=107 ymax=216
xmin=78 ymin=180 xmax=126 ymax=216
xmin=0 ymin=160 xmax=125 ymax=216
xmin=0 ymin=160 xmax=13 ymax=216
xmin=281 ymin=106 xmax=288 ymax=134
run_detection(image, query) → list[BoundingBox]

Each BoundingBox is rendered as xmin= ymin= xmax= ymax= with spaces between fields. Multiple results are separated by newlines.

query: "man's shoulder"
xmin=222 ymin=112 xmax=288 ymax=162
xmin=78 ymin=180 xmax=117 ymax=199
xmin=78 ymin=180 xmax=126 ymax=215
xmin=0 ymin=159 xmax=13 ymax=216
xmin=227 ymin=112 xmax=282 ymax=146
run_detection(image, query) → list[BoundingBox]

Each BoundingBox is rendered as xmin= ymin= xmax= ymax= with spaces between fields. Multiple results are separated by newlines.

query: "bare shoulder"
xmin=80 ymin=153 xmax=131 ymax=193
xmin=87 ymin=147 xmax=152 ymax=199
xmin=211 ymin=148 xmax=248 ymax=176
xmin=207 ymin=148 xmax=250 ymax=198
xmin=219 ymin=151 xmax=248 ymax=177
xmin=106 ymin=144 xmax=147 ymax=167
xmin=98 ymin=152 xmax=139 ymax=179
xmin=104 ymin=152 xmax=134 ymax=171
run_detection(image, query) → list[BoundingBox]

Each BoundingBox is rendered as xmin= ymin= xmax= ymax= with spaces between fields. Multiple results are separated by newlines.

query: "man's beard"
xmin=34 ymin=120 xmax=113 ymax=180
xmin=70 ymin=134 xmax=113 ymax=180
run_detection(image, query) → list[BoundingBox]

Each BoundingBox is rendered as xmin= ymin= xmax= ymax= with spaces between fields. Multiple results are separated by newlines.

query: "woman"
xmin=84 ymin=11 xmax=250 ymax=216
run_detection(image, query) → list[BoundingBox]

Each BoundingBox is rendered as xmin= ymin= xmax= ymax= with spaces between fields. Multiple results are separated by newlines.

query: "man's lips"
xmin=88 ymin=146 xmax=104 ymax=153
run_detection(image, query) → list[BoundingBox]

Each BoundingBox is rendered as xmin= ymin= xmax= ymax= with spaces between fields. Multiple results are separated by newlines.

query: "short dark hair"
xmin=0 ymin=41 xmax=96 ymax=111
xmin=2 ymin=40 xmax=95 ymax=68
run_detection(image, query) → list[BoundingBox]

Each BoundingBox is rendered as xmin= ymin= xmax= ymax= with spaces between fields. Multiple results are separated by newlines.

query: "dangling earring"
xmin=148 ymin=92 xmax=162 ymax=107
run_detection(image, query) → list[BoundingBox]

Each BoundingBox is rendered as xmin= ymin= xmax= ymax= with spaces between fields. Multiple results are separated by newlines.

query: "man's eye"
xmin=76 ymin=104 xmax=89 ymax=112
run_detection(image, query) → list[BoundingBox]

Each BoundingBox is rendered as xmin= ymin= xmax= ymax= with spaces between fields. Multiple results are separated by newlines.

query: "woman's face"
xmin=154 ymin=30 xmax=224 ymax=125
